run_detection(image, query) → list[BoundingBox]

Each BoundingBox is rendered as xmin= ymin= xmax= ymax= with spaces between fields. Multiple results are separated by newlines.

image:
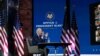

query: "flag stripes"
xmin=61 ymin=29 xmax=72 ymax=55
xmin=0 ymin=27 xmax=4 ymax=52
xmin=2 ymin=27 xmax=8 ymax=56
xmin=61 ymin=18 xmax=80 ymax=56
xmin=0 ymin=27 xmax=8 ymax=56
xmin=67 ymin=29 xmax=76 ymax=56
xmin=13 ymin=26 xmax=24 ymax=56
xmin=61 ymin=28 xmax=76 ymax=54
xmin=70 ymin=28 xmax=80 ymax=55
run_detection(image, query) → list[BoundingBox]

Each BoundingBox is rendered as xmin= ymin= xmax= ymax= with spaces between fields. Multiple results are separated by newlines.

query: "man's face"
xmin=38 ymin=29 xmax=42 ymax=36
xmin=36 ymin=28 xmax=43 ymax=36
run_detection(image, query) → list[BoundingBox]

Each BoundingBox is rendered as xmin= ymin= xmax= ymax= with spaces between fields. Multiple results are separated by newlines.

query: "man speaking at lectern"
xmin=32 ymin=28 xmax=49 ymax=56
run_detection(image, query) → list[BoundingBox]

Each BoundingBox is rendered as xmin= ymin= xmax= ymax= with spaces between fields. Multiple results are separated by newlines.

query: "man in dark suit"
xmin=32 ymin=28 xmax=49 ymax=56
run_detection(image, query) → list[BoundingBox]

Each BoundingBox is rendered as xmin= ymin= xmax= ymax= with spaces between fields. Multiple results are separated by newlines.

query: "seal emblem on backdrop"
xmin=46 ymin=12 xmax=54 ymax=20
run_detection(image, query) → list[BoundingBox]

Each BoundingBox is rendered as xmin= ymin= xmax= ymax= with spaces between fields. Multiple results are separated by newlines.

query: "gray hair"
xmin=36 ymin=28 xmax=42 ymax=35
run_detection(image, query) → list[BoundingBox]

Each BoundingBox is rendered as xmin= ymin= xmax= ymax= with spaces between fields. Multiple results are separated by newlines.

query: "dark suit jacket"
xmin=32 ymin=34 xmax=45 ymax=45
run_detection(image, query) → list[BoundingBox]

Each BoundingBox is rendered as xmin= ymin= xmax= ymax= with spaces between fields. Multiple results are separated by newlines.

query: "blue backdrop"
xmin=34 ymin=0 xmax=66 ymax=43
xmin=33 ymin=0 xmax=100 ymax=54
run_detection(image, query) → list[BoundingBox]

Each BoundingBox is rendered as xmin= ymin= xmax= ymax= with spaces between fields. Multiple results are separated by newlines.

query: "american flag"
xmin=13 ymin=10 xmax=24 ymax=56
xmin=61 ymin=0 xmax=74 ymax=55
xmin=70 ymin=11 xmax=80 ymax=56
xmin=61 ymin=0 xmax=79 ymax=56
xmin=0 ymin=10 xmax=8 ymax=56
xmin=61 ymin=29 xmax=73 ymax=55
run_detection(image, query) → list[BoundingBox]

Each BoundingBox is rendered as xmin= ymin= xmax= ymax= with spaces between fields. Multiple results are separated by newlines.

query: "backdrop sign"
xmin=33 ymin=0 xmax=66 ymax=42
